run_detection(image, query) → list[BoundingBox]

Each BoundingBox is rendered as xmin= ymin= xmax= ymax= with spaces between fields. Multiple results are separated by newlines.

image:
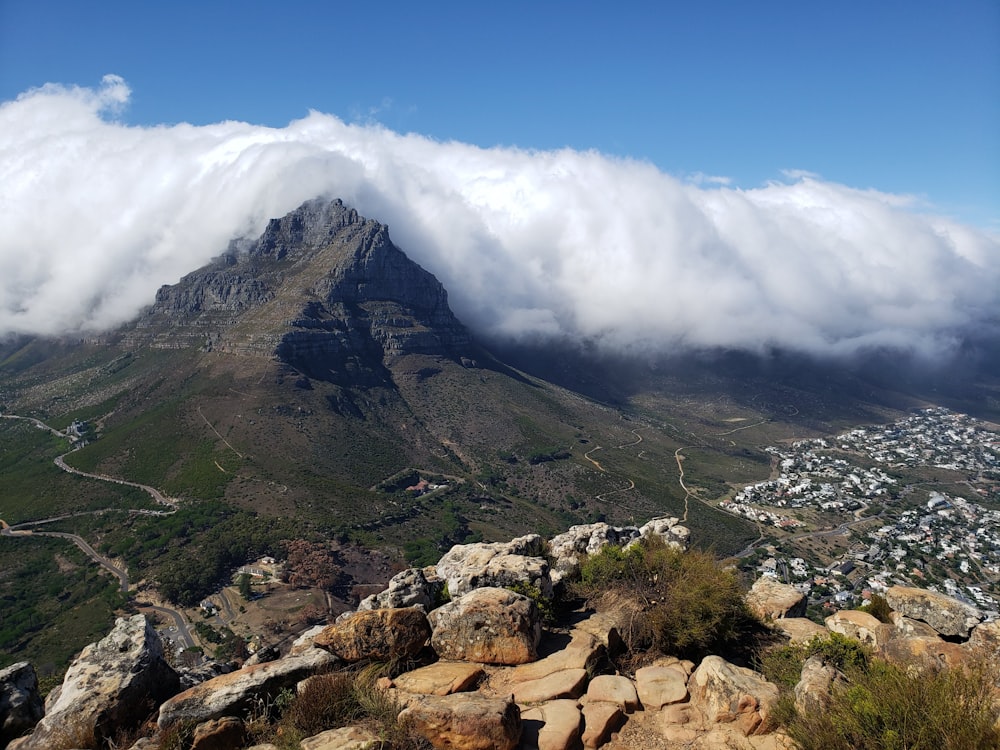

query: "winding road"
xmin=0 ymin=413 xmax=195 ymax=648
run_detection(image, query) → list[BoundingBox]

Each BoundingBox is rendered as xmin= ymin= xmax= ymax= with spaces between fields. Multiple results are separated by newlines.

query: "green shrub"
xmin=506 ymin=581 xmax=556 ymax=624
xmin=785 ymin=658 xmax=1000 ymax=750
xmin=757 ymin=633 xmax=870 ymax=690
xmin=574 ymin=537 xmax=757 ymax=662
xmin=857 ymin=593 xmax=892 ymax=623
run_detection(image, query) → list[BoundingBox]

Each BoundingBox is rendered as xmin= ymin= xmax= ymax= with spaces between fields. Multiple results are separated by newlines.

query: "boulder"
xmin=158 ymin=646 xmax=337 ymax=729
xmin=583 ymin=674 xmax=639 ymax=712
xmin=313 ymin=607 xmax=430 ymax=662
xmin=13 ymin=615 xmax=179 ymax=749
xmin=824 ymin=610 xmax=886 ymax=648
xmin=688 ymin=656 xmax=780 ymax=737
xmin=436 ymin=535 xmax=551 ymax=599
xmin=300 ymin=725 xmax=386 ymax=749
xmin=177 ymin=660 xmax=236 ymax=691
xmin=0 ymin=662 xmax=43 ymax=746
xmin=191 ymin=716 xmax=246 ymax=750
xmin=746 ymin=578 xmax=808 ymax=621
xmin=429 ymin=587 xmax=541 ymax=665
xmin=399 ymin=693 xmax=521 ymax=750
xmin=358 ymin=566 xmax=445 ymax=612
xmin=635 ymin=664 xmax=688 ymax=709
xmin=884 ymin=585 xmax=983 ymax=638
xmin=393 ymin=661 xmax=484 ymax=696
xmin=771 ymin=617 xmax=828 ymax=645
xmin=520 ymin=699 xmax=582 ymax=750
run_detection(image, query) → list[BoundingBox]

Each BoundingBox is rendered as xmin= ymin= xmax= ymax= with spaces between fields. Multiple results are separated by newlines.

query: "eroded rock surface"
xmin=885 ymin=585 xmax=983 ymax=638
xmin=429 ymin=587 xmax=541 ymax=665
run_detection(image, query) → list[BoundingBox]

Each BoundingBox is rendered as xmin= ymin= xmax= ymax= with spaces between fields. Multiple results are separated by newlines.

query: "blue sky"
xmin=0 ymin=1 xmax=998 ymax=354
xmin=2 ymin=1 xmax=997 ymax=225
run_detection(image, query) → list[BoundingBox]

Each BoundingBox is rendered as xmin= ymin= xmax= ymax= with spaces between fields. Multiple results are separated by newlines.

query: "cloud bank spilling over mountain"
xmin=1 ymin=75 xmax=997 ymax=358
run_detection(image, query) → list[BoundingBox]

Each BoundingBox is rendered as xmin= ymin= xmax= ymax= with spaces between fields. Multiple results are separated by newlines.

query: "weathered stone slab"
xmin=509 ymin=629 xmax=606 ymax=683
xmin=885 ymin=585 xmax=983 ymax=638
xmin=158 ymin=646 xmax=337 ymax=729
xmin=436 ymin=535 xmax=551 ymax=599
xmin=393 ymin=661 xmax=484 ymax=696
xmin=584 ymin=674 xmax=639 ymax=712
xmin=512 ymin=668 xmax=588 ymax=704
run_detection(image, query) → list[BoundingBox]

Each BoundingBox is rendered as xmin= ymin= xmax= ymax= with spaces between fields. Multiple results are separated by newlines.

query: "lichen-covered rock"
xmin=429 ymin=587 xmax=541 ymax=665
xmin=358 ymin=566 xmax=445 ymax=612
xmin=158 ymin=646 xmax=337 ymax=730
xmin=884 ymin=585 xmax=983 ymax=638
xmin=399 ymin=693 xmax=521 ymax=750
xmin=0 ymin=662 xmax=43 ymax=747
xmin=313 ymin=607 xmax=430 ymax=662
xmin=637 ymin=517 xmax=690 ymax=550
xmin=688 ymin=656 xmax=780 ymax=737
xmin=968 ymin=619 xmax=1000 ymax=658
xmin=12 ymin=615 xmax=178 ymax=750
xmin=436 ymin=535 xmax=551 ymax=599
xmin=547 ymin=523 xmax=639 ymax=586
xmin=746 ymin=578 xmax=808 ymax=621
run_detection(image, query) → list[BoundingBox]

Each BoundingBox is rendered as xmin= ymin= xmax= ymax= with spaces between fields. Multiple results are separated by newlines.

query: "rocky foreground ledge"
xmin=2 ymin=517 xmax=998 ymax=750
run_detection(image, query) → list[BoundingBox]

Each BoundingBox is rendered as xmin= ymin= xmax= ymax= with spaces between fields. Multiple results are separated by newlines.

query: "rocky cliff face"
xmin=127 ymin=198 xmax=472 ymax=386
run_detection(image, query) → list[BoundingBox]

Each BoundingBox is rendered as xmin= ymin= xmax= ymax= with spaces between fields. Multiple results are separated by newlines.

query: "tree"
xmin=238 ymin=572 xmax=252 ymax=601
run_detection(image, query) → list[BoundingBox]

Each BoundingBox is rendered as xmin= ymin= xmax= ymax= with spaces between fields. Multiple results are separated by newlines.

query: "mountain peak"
xmin=126 ymin=198 xmax=471 ymax=385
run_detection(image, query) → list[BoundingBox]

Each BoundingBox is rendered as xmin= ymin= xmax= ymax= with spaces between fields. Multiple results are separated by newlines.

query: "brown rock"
xmin=512 ymin=668 xmax=588 ymax=704
xmin=509 ymin=629 xmax=607 ymax=683
xmin=968 ymin=620 xmax=1000 ymax=658
xmin=393 ymin=661 xmax=484 ymax=696
xmin=314 ymin=608 xmax=430 ymax=662
xmin=885 ymin=585 xmax=983 ymax=638
xmin=429 ymin=587 xmax=541 ymax=665
xmin=688 ymin=656 xmax=779 ymax=736
xmin=888 ymin=612 xmax=941 ymax=639
xmin=191 ymin=716 xmax=246 ymax=750
xmin=399 ymin=693 xmax=521 ymax=750
xmin=581 ymin=700 xmax=624 ymax=748
xmin=746 ymin=578 xmax=808 ymax=621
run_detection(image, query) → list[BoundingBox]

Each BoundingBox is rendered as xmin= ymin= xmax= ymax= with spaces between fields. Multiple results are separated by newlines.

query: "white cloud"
xmin=0 ymin=77 xmax=997 ymax=360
